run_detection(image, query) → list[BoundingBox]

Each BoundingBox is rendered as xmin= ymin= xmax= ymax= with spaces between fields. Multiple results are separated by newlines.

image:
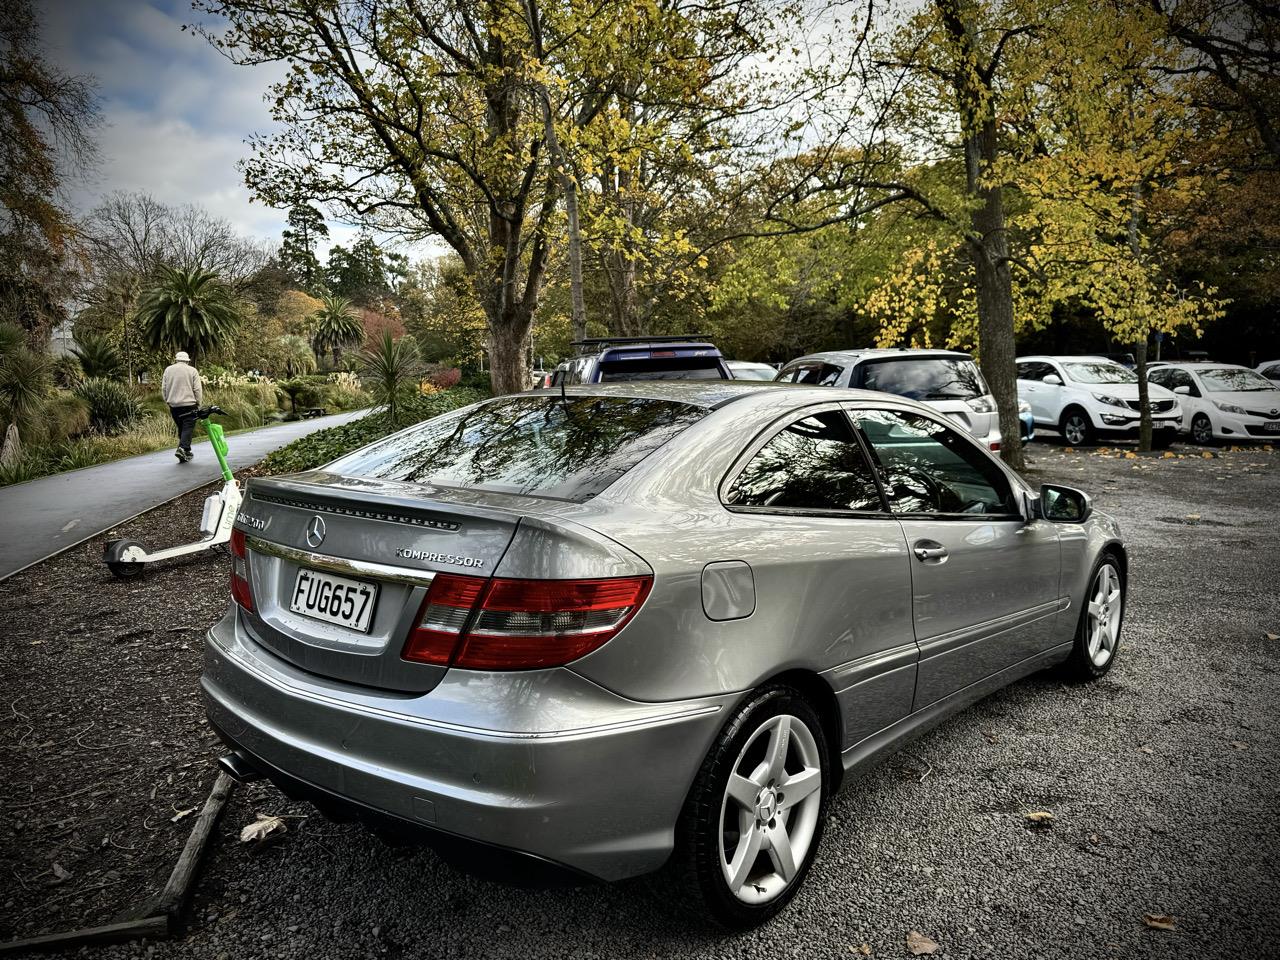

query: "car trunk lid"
xmin=233 ymin=472 xmax=540 ymax=693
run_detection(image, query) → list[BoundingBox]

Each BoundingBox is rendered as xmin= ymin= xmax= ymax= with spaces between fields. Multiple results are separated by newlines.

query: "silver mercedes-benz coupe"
xmin=205 ymin=381 xmax=1126 ymax=927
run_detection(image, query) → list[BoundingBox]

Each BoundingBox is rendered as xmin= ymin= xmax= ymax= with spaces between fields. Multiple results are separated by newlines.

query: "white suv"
xmin=774 ymin=348 xmax=1012 ymax=449
xmin=1016 ymin=355 xmax=1181 ymax=447
xmin=1148 ymin=362 xmax=1280 ymax=444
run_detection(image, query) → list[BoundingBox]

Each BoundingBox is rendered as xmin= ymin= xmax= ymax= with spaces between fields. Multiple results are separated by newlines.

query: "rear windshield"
xmin=597 ymin=357 xmax=726 ymax=381
xmin=327 ymin=395 xmax=706 ymax=501
xmin=856 ymin=358 xmax=988 ymax=400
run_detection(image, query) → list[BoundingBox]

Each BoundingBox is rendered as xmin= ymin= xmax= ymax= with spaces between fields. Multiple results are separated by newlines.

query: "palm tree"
xmin=135 ymin=266 xmax=240 ymax=357
xmin=310 ymin=295 xmax=363 ymax=368
xmin=358 ymin=331 xmax=421 ymax=425
xmin=276 ymin=334 xmax=317 ymax=378
xmin=70 ymin=334 xmax=125 ymax=380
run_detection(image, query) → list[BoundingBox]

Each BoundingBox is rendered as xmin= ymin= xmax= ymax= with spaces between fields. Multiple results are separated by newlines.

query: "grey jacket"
xmin=161 ymin=362 xmax=203 ymax=407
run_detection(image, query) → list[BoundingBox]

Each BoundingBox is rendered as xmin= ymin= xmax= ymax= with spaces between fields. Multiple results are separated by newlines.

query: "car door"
xmin=1016 ymin=362 xmax=1053 ymax=422
xmin=720 ymin=405 xmax=918 ymax=749
xmin=1150 ymin=367 xmax=1200 ymax=430
xmin=850 ymin=406 xmax=1062 ymax=710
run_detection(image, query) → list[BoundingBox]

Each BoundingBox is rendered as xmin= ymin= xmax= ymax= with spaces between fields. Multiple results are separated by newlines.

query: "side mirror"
xmin=1173 ymin=385 xmax=1191 ymax=395
xmin=1042 ymin=373 xmax=1062 ymax=386
xmin=1035 ymin=483 xmax=1092 ymax=523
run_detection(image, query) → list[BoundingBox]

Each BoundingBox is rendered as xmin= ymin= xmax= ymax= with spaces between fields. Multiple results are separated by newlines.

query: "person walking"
xmin=161 ymin=351 xmax=203 ymax=463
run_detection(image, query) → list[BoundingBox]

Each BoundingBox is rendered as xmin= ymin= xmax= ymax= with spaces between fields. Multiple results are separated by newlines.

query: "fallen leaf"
xmin=51 ymin=862 xmax=71 ymax=882
xmin=1063 ymin=447 xmax=1074 ymax=453
xmin=906 ymin=931 xmax=939 ymax=955
xmin=981 ymin=729 xmax=999 ymax=744
xmin=239 ymin=813 xmax=287 ymax=847
xmin=1202 ymin=451 xmax=1213 ymax=459
xmin=1124 ymin=451 xmax=1138 ymax=459
xmin=1265 ymin=633 xmax=1279 ymax=641
xmin=1229 ymin=740 xmax=1248 ymax=750
xmin=1184 ymin=513 xmax=1200 ymax=520
xmin=1138 ymin=745 xmax=1155 ymax=754
xmin=171 ymin=807 xmax=196 ymax=823
xmin=1143 ymin=914 xmax=1176 ymax=931
xmin=1162 ymin=451 xmax=1174 ymax=458
xmin=1024 ymin=810 xmax=1055 ymax=827
xmin=851 ymin=945 xmax=872 ymax=956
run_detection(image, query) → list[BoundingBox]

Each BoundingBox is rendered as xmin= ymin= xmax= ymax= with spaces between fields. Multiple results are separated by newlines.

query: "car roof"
xmin=1016 ymin=355 xmax=1116 ymax=362
xmin=1151 ymin=360 xmax=1234 ymax=367
xmin=784 ymin=348 xmax=973 ymax=365
xmin=513 ymin=380 xmax=919 ymax=411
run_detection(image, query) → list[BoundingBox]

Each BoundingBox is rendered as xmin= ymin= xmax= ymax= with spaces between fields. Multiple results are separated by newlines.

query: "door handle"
xmin=912 ymin=540 xmax=949 ymax=562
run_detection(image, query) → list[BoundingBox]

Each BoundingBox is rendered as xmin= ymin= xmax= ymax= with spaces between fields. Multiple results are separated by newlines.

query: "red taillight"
xmin=229 ymin=529 xmax=254 ymax=611
xmin=403 ymin=574 xmax=486 ymax=665
xmin=989 ymin=441 xmax=1001 ymax=452
xmin=402 ymin=575 xmax=652 ymax=670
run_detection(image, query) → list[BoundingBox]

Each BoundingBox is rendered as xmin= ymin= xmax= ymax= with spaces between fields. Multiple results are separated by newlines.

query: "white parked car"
xmin=1257 ymin=360 xmax=1280 ymax=383
xmin=774 ymin=348 xmax=1010 ymax=449
xmin=1015 ymin=356 xmax=1181 ymax=447
xmin=1148 ymin=362 xmax=1280 ymax=444
xmin=726 ymin=360 xmax=779 ymax=380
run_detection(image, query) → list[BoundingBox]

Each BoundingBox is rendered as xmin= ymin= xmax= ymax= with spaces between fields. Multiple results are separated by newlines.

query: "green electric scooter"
xmin=103 ymin=406 xmax=239 ymax=579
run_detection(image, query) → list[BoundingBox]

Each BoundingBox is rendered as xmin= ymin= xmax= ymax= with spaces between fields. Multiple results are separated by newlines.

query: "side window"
xmin=725 ymin=411 xmax=883 ymax=512
xmin=1017 ymin=361 xmax=1051 ymax=381
xmin=854 ymin=409 xmax=1017 ymax=516
xmin=776 ymin=364 xmax=801 ymax=383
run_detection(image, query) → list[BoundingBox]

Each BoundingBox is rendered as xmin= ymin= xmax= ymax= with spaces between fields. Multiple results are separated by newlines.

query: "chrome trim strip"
xmin=915 ymin=599 xmax=1061 ymax=659
xmin=211 ymin=631 xmax=723 ymax=742
xmin=245 ymin=536 xmax=438 ymax=588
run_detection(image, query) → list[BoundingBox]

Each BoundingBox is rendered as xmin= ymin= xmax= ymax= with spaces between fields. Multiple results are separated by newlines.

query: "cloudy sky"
xmin=43 ymin=0 xmax=364 ymax=256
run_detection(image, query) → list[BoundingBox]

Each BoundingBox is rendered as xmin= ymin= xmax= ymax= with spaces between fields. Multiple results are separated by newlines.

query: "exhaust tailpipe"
xmin=218 ymin=752 xmax=263 ymax=783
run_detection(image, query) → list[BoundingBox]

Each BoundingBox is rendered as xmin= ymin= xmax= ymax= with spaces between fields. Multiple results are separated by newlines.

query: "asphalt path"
xmin=0 ymin=409 xmax=367 ymax=581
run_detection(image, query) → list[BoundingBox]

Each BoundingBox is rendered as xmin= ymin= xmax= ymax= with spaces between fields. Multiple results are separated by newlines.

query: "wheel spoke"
xmin=1088 ymin=599 xmax=1103 ymax=619
xmin=766 ymin=822 xmax=797 ymax=881
xmin=764 ymin=717 xmax=790 ymax=782
xmin=780 ymin=767 xmax=821 ymax=807
xmin=1100 ymin=624 xmax=1114 ymax=651
xmin=1107 ymin=588 xmax=1121 ymax=607
xmin=726 ymin=824 xmax=763 ymax=893
xmin=727 ymin=773 xmax=760 ymax=811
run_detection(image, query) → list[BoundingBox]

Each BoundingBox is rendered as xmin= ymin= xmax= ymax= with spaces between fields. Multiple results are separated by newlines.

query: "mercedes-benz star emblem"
xmin=305 ymin=515 xmax=326 ymax=548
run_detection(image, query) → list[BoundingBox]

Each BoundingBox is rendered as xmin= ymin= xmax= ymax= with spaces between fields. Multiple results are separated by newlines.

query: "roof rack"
xmin=571 ymin=334 xmax=712 ymax=349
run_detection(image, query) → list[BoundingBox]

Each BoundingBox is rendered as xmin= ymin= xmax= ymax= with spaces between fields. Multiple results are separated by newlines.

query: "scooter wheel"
xmin=104 ymin=539 xmax=146 ymax=580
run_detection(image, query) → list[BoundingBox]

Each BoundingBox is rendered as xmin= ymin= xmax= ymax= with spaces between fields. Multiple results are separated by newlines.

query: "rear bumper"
xmin=202 ymin=609 xmax=734 ymax=881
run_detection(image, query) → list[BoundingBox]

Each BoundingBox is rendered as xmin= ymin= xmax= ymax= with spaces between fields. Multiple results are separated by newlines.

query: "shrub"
xmin=71 ymin=334 xmax=125 ymax=380
xmin=0 ymin=455 xmax=47 ymax=486
xmin=43 ymin=393 xmax=92 ymax=442
xmin=359 ymin=332 xmax=422 ymax=425
xmin=52 ymin=355 xmax=85 ymax=389
xmin=426 ymin=366 xmax=462 ymax=390
xmin=74 ymin=377 xmax=142 ymax=434
xmin=0 ymin=343 xmax=52 ymax=439
xmin=261 ymin=387 xmax=487 ymax=475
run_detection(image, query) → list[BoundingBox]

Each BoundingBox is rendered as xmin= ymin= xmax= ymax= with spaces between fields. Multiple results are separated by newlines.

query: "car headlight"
xmin=966 ymin=396 xmax=996 ymax=413
xmin=1018 ymin=399 xmax=1031 ymax=415
xmin=1092 ymin=393 xmax=1127 ymax=408
xmin=1214 ymin=400 xmax=1247 ymax=415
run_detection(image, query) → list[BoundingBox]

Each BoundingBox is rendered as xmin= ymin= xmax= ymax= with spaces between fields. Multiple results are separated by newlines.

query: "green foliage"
xmin=260 ymin=387 xmax=487 ymax=475
xmin=136 ymin=265 xmax=241 ymax=356
xmin=52 ymin=354 xmax=83 ymax=389
xmin=71 ymin=333 xmax=125 ymax=380
xmin=325 ymin=234 xmax=390 ymax=304
xmin=41 ymin=392 xmax=91 ymax=441
xmin=277 ymin=333 xmax=316 ymax=377
xmin=0 ymin=341 xmax=51 ymax=436
xmin=279 ymin=203 xmax=328 ymax=289
xmin=74 ymin=377 xmax=141 ymax=434
xmin=358 ymin=331 xmax=421 ymax=425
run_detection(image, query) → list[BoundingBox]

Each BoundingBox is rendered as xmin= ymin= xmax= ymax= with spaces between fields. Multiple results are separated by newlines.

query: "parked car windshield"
xmin=1197 ymin=367 xmax=1275 ymax=392
xmin=1061 ymin=361 xmax=1137 ymax=384
xmin=328 ymin=395 xmax=706 ymax=501
xmin=857 ymin=358 xmax=988 ymax=400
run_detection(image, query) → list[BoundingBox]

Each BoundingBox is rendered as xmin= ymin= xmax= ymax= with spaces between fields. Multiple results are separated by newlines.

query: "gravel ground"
xmin=2 ymin=443 xmax=1277 ymax=959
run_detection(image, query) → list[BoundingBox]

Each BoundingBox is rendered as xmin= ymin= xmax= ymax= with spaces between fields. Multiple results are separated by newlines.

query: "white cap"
xmin=175 ymin=351 xmax=190 ymax=362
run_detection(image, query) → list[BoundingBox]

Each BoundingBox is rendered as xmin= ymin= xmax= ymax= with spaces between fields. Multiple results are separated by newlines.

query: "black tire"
xmin=1190 ymin=413 xmax=1214 ymax=446
xmin=675 ymin=685 xmax=831 ymax=929
xmin=1059 ymin=407 xmax=1094 ymax=446
xmin=104 ymin=539 xmax=146 ymax=580
xmin=1060 ymin=552 xmax=1125 ymax=682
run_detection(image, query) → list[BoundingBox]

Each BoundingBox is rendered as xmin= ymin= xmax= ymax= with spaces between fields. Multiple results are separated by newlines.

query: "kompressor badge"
xmin=395 ymin=548 xmax=485 ymax=569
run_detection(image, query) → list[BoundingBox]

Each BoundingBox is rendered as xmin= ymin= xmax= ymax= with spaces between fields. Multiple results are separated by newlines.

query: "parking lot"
xmin=2 ymin=442 xmax=1277 ymax=958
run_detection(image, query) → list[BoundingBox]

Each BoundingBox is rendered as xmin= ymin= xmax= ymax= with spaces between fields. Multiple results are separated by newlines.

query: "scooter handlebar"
xmin=195 ymin=405 xmax=226 ymax=420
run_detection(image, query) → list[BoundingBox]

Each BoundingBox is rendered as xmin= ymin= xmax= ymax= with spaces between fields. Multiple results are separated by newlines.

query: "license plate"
xmin=1265 ymin=421 xmax=1280 ymax=433
xmin=289 ymin=569 xmax=378 ymax=632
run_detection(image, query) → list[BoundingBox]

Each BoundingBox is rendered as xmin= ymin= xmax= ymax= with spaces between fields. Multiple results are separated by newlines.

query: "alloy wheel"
xmin=718 ymin=714 xmax=823 ymax=904
xmin=1086 ymin=564 xmax=1122 ymax=667
xmin=1192 ymin=415 xmax=1212 ymax=445
xmin=1063 ymin=414 xmax=1088 ymax=445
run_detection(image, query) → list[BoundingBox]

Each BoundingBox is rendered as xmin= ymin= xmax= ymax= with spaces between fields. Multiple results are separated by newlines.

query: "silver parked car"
xmin=207 ymin=382 xmax=1127 ymax=927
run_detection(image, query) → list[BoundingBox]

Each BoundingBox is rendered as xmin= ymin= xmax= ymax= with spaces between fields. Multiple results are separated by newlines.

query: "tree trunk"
xmin=539 ymin=100 xmax=586 ymax=343
xmin=1129 ymin=179 xmax=1153 ymax=451
xmin=487 ymin=308 xmax=534 ymax=395
xmin=966 ymin=119 xmax=1025 ymax=472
